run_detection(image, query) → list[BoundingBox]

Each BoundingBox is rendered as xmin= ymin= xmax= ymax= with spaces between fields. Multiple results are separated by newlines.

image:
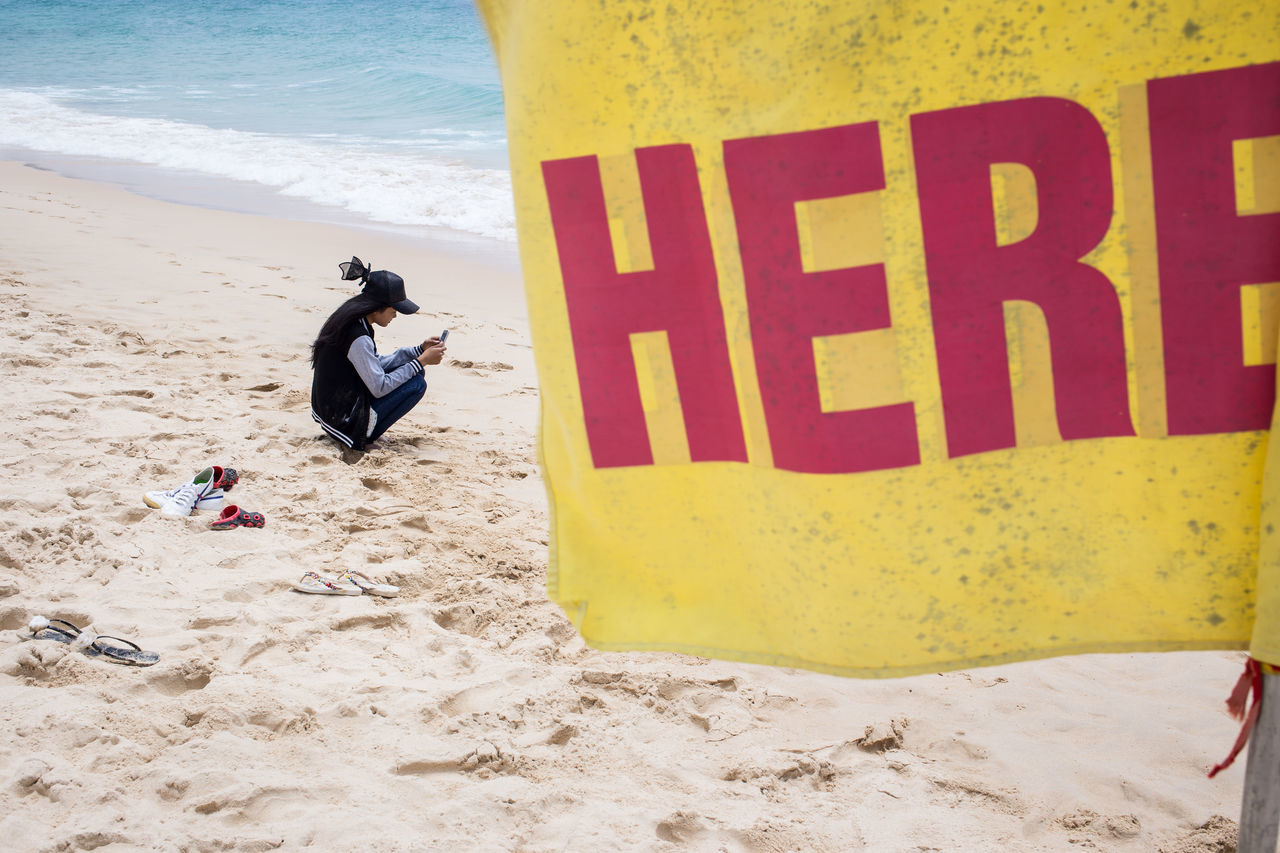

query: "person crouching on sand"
xmin=310 ymin=256 xmax=446 ymax=450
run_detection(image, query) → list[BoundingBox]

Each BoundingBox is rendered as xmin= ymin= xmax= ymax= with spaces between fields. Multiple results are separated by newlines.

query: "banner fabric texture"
xmin=476 ymin=0 xmax=1280 ymax=677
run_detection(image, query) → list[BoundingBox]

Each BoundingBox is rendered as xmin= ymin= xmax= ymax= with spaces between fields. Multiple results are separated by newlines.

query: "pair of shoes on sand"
xmin=26 ymin=616 xmax=159 ymax=666
xmin=292 ymin=570 xmax=398 ymax=597
xmin=144 ymin=465 xmax=264 ymax=528
xmin=144 ymin=465 xmax=238 ymax=516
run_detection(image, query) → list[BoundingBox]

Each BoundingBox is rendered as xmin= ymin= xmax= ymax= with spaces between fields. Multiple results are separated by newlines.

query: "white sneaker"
xmin=146 ymin=483 xmax=225 ymax=513
xmin=145 ymin=465 xmax=234 ymax=513
xmin=160 ymin=467 xmax=219 ymax=518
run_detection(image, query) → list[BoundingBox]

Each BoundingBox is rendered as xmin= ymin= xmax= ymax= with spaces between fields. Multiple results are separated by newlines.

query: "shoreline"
xmin=0 ymin=146 xmax=523 ymax=278
xmin=0 ymin=157 xmax=529 ymax=332
xmin=0 ymin=156 xmax=1252 ymax=852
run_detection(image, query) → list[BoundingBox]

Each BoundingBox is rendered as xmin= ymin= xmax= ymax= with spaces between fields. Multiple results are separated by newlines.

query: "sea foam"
xmin=0 ymin=89 xmax=516 ymax=242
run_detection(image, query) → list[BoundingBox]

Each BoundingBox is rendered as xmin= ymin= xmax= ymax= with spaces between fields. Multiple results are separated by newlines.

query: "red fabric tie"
xmin=1208 ymin=658 xmax=1264 ymax=778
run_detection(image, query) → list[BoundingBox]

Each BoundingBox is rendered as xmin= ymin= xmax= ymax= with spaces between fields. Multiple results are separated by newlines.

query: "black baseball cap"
xmin=364 ymin=270 xmax=420 ymax=314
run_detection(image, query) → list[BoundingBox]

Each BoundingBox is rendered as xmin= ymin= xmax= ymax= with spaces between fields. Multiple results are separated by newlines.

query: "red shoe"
xmin=212 ymin=466 xmax=239 ymax=490
xmin=210 ymin=505 xmax=265 ymax=529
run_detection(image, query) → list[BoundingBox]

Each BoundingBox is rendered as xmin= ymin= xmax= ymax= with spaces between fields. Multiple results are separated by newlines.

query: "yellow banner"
xmin=477 ymin=0 xmax=1280 ymax=676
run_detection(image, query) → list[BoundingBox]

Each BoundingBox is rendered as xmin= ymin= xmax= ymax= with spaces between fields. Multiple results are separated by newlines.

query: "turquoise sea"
xmin=0 ymin=0 xmax=513 ymax=244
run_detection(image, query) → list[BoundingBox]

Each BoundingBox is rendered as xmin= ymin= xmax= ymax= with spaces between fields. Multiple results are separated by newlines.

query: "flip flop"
xmin=91 ymin=636 xmax=159 ymax=666
xmin=341 ymin=570 xmax=400 ymax=597
xmin=26 ymin=616 xmax=158 ymax=666
xmin=291 ymin=571 xmax=361 ymax=595
xmin=210 ymin=505 xmax=265 ymax=529
xmin=26 ymin=616 xmax=84 ymax=644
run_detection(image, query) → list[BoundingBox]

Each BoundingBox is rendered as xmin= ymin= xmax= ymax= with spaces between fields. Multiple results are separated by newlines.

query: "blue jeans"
xmin=368 ymin=373 xmax=426 ymax=443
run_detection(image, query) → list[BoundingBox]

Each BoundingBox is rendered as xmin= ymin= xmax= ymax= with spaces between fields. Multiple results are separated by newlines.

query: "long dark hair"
xmin=311 ymin=293 xmax=383 ymax=366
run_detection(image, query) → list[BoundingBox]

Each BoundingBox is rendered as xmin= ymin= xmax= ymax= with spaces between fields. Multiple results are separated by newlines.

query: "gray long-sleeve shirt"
xmin=347 ymin=319 xmax=424 ymax=398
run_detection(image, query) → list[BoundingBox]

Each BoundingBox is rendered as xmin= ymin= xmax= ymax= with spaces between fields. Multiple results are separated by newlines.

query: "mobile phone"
xmin=439 ymin=329 xmax=450 ymax=344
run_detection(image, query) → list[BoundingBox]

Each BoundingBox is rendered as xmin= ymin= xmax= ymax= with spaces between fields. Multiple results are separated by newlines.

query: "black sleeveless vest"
xmin=311 ymin=320 xmax=372 ymax=450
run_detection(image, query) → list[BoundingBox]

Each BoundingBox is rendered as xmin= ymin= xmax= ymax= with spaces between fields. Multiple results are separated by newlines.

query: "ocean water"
xmin=0 ymin=0 xmax=514 ymax=244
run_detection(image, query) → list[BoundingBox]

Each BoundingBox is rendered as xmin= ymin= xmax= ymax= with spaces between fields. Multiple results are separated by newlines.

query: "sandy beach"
xmin=0 ymin=158 xmax=1254 ymax=852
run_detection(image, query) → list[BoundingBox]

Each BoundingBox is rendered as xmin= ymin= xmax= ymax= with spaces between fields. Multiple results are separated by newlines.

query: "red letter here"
xmin=913 ymin=97 xmax=1134 ymax=458
xmin=1150 ymin=62 xmax=1280 ymax=435
xmin=724 ymin=122 xmax=920 ymax=474
xmin=542 ymin=146 xmax=747 ymax=469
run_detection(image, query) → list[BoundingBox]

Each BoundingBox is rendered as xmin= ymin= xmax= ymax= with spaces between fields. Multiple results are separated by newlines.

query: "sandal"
xmin=26 ymin=616 xmax=159 ymax=666
xmin=341 ymin=570 xmax=399 ymax=597
xmin=27 ymin=615 xmax=85 ymax=644
xmin=210 ymin=505 xmax=265 ymax=529
xmin=91 ymin=635 xmax=160 ymax=666
xmin=291 ymin=571 xmax=361 ymax=595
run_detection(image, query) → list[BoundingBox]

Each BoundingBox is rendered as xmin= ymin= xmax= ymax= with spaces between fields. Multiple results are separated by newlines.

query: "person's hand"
xmin=418 ymin=343 xmax=446 ymax=366
xmin=421 ymin=336 xmax=442 ymax=350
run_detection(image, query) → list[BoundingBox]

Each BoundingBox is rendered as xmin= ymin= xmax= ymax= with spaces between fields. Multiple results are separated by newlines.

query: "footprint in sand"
xmin=432 ymin=603 xmax=492 ymax=637
xmin=147 ymin=659 xmax=214 ymax=696
xmin=656 ymin=812 xmax=711 ymax=845
xmin=329 ymin=612 xmax=404 ymax=632
xmin=438 ymin=681 xmax=513 ymax=717
xmin=219 ymin=578 xmax=275 ymax=603
xmin=115 ymin=507 xmax=151 ymax=524
xmin=360 ymin=476 xmax=394 ymax=493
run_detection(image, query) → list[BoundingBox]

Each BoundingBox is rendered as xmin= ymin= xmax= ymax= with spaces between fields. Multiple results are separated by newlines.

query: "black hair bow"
xmin=338 ymin=256 xmax=371 ymax=285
